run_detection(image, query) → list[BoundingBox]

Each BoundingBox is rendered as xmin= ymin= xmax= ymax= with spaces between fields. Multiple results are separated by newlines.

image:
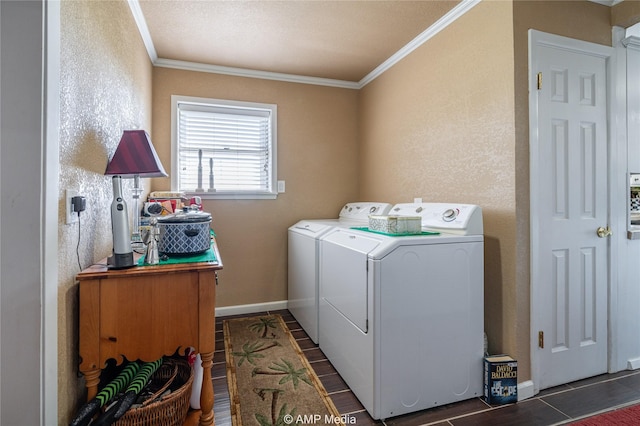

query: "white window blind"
xmin=172 ymin=96 xmax=277 ymax=198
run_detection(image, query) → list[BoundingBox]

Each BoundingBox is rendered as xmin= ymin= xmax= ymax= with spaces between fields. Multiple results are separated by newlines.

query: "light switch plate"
xmin=277 ymin=180 xmax=285 ymax=193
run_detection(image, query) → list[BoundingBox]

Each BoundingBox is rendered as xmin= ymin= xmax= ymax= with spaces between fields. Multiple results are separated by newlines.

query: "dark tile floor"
xmin=212 ymin=310 xmax=640 ymax=426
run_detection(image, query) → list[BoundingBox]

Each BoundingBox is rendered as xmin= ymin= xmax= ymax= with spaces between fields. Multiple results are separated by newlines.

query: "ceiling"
xmin=136 ymin=0 xmax=462 ymax=84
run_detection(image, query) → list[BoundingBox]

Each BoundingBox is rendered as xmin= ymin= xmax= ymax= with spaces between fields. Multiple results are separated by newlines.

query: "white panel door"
xmin=530 ymin=31 xmax=612 ymax=390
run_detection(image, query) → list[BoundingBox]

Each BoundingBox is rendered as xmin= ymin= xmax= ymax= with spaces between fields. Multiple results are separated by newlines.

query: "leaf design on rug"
xmin=225 ymin=315 xmax=342 ymax=425
xmin=253 ymin=388 xmax=297 ymax=426
xmin=251 ymin=359 xmax=313 ymax=389
xmin=233 ymin=340 xmax=281 ymax=366
xmin=248 ymin=316 xmax=279 ymax=339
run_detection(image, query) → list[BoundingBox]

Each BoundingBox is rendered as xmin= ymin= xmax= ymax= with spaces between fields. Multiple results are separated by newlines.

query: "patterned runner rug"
xmin=224 ymin=314 xmax=343 ymax=426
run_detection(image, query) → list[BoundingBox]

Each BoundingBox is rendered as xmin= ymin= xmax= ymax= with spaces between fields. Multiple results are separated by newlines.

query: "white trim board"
xmin=518 ymin=380 xmax=535 ymax=401
xmin=628 ymin=357 xmax=640 ymax=370
xmin=588 ymin=0 xmax=624 ymax=6
xmin=155 ymin=58 xmax=360 ymax=90
xmin=127 ymin=0 xmax=157 ymax=62
xmin=43 ymin=1 xmax=61 ymax=423
xmin=215 ymin=300 xmax=289 ymax=318
xmin=128 ymin=0 xmax=480 ymax=89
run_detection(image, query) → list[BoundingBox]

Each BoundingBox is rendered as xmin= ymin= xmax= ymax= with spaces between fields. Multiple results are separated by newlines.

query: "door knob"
xmin=596 ymin=226 xmax=612 ymax=238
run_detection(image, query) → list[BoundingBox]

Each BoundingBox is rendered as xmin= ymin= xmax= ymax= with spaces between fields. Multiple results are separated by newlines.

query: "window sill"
xmin=183 ymin=191 xmax=278 ymax=200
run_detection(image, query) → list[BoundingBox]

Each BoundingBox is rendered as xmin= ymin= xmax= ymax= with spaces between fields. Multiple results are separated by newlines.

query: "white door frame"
xmin=529 ymin=29 xmax=619 ymax=394
xmin=43 ymin=1 xmax=61 ymax=423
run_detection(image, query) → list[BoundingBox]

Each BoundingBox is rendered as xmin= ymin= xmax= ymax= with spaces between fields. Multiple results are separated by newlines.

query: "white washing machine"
xmin=319 ymin=203 xmax=484 ymax=420
xmin=288 ymin=202 xmax=392 ymax=343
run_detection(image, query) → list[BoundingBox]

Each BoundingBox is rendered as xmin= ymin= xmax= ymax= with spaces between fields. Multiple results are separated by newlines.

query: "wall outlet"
xmin=66 ymin=189 xmax=79 ymax=224
xmin=414 ymin=197 xmax=423 ymax=204
xmin=277 ymin=180 xmax=285 ymax=193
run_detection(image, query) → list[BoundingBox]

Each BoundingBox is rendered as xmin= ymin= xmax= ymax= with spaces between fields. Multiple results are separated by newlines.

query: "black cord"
xmin=76 ymin=212 xmax=82 ymax=271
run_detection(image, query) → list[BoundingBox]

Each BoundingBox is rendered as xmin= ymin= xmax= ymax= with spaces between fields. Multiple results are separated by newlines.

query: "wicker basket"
xmin=114 ymin=358 xmax=194 ymax=426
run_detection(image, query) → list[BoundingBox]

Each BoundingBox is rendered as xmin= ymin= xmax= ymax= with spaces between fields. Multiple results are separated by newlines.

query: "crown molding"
xmin=154 ymin=58 xmax=361 ymax=89
xmin=588 ymin=0 xmax=624 ymax=6
xmin=129 ymin=0 xmax=479 ymax=89
xmin=127 ymin=0 xmax=157 ymax=62
xmin=623 ymin=35 xmax=640 ymax=50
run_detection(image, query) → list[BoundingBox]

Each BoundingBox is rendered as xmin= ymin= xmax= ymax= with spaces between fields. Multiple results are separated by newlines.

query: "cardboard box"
xmin=368 ymin=215 xmax=421 ymax=235
xmin=484 ymin=355 xmax=517 ymax=404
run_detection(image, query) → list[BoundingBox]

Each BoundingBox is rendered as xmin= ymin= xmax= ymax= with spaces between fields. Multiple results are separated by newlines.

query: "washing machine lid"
xmin=322 ymin=227 xmax=383 ymax=254
xmin=289 ymin=202 xmax=392 ymax=233
xmin=289 ymin=220 xmax=337 ymax=235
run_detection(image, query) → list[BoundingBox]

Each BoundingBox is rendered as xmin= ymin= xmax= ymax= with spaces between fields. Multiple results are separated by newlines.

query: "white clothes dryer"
xmin=287 ymin=202 xmax=392 ymax=343
xmin=319 ymin=203 xmax=484 ymax=419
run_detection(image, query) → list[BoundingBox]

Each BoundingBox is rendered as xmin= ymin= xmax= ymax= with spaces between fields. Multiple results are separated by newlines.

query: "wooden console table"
xmin=77 ymin=243 xmax=222 ymax=426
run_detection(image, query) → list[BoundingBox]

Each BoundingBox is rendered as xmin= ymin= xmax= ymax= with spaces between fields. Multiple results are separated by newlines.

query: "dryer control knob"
xmin=369 ymin=206 xmax=377 ymax=213
xmin=442 ymin=208 xmax=457 ymax=222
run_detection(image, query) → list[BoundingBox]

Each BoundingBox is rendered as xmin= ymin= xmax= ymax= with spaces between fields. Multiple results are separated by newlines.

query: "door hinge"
xmin=538 ymin=330 xmax=544 ymax=348
xmin=537 ymin=72 xmax=542 ymax=90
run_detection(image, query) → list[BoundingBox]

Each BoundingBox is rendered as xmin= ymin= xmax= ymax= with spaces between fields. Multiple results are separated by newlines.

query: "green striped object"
xmin=69 ymin=362 xmax=140 ymax=426
xmin=97 ymin=362 xmax=140 ymax=406
xmin=93 ymin=357 xmax=165 ymax=426
xmin=125 ymin=357 xmax=163 ymax=394
xmin=111 ymin=357 xmax=164 ymax=420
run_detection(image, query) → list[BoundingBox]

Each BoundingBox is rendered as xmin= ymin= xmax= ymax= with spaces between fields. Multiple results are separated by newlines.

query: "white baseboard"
xmin=215 ymin=300 xmax=289 ymax=317
xmin=627 ymin=357 xmax=640 ymax=370
xmin=518 ymin=380 xmax=535 ymax=401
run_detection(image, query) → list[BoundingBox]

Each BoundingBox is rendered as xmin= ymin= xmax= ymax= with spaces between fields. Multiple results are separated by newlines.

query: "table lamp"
xmin=105 ymin=130 xmax=168 ymax=268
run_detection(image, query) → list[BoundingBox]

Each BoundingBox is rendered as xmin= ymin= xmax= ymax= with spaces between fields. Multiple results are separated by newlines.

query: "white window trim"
xmin=171 ymin=95 xmax=278 ymax=200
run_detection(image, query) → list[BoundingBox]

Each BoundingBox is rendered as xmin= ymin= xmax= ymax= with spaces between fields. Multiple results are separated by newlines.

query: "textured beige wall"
xmin=58 ymin=0 xmax=152 ymax=422
xmin=359 ymin=0 xmax=518 ymax=370
xmin=612 ymin=0 xmax=640 ymax=28
xmin=152 ymin=68 xmax=359 ymax=306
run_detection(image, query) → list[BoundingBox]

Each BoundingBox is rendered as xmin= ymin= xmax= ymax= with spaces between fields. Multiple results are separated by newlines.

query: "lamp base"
xmin=107 ymin=251 xmax=135 ymax=269
xmin=109 ymin=175 xmax=134 ymax=269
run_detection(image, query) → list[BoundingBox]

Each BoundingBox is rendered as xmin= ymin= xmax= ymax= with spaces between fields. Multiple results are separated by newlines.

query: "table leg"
xmin=82 ymin=368 xmax=101 ymax=401
xmin=199 ymin=351 xmax=214 ymax=425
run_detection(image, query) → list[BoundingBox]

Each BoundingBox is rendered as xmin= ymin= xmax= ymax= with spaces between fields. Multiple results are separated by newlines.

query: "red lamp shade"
xmin=105 ymin=130 xmax=168 ymax=177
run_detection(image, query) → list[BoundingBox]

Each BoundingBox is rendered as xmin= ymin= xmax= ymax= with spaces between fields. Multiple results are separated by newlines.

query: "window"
xmin=171 ymin=95 xmax=277 ymax=199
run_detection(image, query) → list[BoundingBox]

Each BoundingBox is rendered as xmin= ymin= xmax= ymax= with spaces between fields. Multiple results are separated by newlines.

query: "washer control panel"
xmin=339 ymin=202 xmax=393 ymax=221
xmin=389 ymin=203 xmax=483 ymax=235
